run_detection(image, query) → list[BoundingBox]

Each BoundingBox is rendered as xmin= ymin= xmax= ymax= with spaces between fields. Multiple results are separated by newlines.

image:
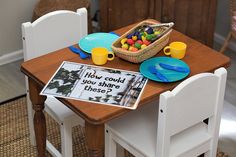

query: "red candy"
xmin=136 ymin=40 xmax=143 ymax=45
xmin=143 ymin=40 xmax=151 ymax=46
xmin=127 ymin=39 xmax=135 ymax=45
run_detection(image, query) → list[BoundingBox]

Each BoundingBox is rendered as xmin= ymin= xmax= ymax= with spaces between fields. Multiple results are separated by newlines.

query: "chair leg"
xmin=60 ymin=121 xmax=73 ymax=157
xmin=105 ymin=128 xmax=117 ymax=157
xmin=26 ymin=92 xmax=36 ymax=146
xmin=220 ymin=32 xmax=232 ymax=53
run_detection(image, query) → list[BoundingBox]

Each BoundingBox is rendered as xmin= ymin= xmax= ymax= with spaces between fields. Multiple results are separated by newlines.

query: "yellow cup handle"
xmin=107 ymin=52 xmax=115 ymax=61
xmin=164 ymin=46 xmax=171 ymax=55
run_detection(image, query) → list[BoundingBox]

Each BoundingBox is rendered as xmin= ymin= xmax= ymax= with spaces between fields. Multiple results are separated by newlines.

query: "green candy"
xmin=151 ymin=34 xmax=157 ymax=38
xmin=150 ymin=33 xmax=159 ymax=42
xmin=134 ymin=43 xmax=141 ymax=49
xmin=140 ymin=32 xmax=146 ymax=37
xmin=146 ymin=34 xmax=152 ymax=41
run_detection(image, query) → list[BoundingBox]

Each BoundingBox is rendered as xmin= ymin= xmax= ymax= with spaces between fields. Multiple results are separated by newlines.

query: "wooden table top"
xmin=21 ymin=20 xmax=230 ymax=125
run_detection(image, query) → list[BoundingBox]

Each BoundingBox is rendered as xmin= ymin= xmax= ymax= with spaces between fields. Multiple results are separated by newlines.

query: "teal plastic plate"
xmin=78 ymin=33 xmax=119 ymax=53
xmin=140 ymin=57 xmax=190 ymax=82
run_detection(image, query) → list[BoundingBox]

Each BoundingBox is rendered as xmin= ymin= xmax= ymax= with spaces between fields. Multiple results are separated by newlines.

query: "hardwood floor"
xmin=0 ymin=59 xmax=25 ymax=104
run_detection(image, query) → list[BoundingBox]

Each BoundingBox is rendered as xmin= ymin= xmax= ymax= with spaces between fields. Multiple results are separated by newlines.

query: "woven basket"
xmin=111 ymin=20 xmax=172 ymax=63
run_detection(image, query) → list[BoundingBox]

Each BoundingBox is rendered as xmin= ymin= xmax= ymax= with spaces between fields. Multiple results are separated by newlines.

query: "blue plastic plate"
xmin=78 ymin=33 xmax=119 ymax=53
xmin=140 ymin=57 xmax=190 ymax=82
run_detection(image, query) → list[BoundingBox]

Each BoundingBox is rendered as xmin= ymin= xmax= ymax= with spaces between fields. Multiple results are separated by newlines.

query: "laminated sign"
xmin=40 ymin=61 xmax=148 ymax=109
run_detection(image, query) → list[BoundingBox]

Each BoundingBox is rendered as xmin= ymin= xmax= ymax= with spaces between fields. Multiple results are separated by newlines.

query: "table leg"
xmin=85 ymin=122 xmax=104 ymax=157
xmin=28 ymin=79 xmax=47 ymax=157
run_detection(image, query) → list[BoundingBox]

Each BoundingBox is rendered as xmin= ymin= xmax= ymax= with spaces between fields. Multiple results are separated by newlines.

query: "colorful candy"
xmin=134 ymin=42 xmax=141 ymax=49
xmin=128 ymin=46 xmax=134 ymax=51
xmin=127 ymin=32 xmax=134 ymax=39
xmin=122 ymin=43 xmax=129 ymax=50
xmin=136 ymin=40 xmax=143 ymax=45
xmin=132 ymin=36 xmax=137 ymax=41
xmin=154 ymin=31 xmax=161 ymax=35
xmin=145 ymin=27 xmax=154 ymax=34
xmin=141 ymin=44 xmax=147 ymax=49
xmin=141 ymin=36 xmax=146 ymax=41
xmin=120 ymin=25 xmax=162 ymax=52
xmin=145 ymin=34 xmax=152 ymax=41
xmin=137 ymin=34 xmax=142 ymax=40
xmin=127 ymin=39 xmax=135 ymax=45
xmin=121 ymin=38 xmax=127 ymax=45
xmin=143 ymin=40 xmax=151 ymax=46
xmin=131 ymin=47 xmax=138 ymax=52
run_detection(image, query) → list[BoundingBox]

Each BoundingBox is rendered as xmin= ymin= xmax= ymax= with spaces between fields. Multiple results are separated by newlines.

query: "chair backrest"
xmin=21 ymin=8 xmax=88 ymax=139
xmin=156 ymin=67 xmax=227 ymax=157
xmin=22 ymin=8 xmax=88 ymax=61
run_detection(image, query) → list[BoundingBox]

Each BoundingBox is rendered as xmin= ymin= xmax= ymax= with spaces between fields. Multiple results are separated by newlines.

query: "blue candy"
xmin=127 ymin=32 xmax=135 ymax=39
xmin=145 ymin=27 xmax=154 ymax=34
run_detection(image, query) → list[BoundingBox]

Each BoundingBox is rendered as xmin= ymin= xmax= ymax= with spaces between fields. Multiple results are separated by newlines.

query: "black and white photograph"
xmin=41 ymin=61 xmax=148 ymax=109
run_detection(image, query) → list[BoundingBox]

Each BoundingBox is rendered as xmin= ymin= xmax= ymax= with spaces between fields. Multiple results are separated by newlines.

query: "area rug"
xmin=0 ymin=97 xmax=230 ymax=157
xmin=0 ymin=97 xmax=87 ymax=157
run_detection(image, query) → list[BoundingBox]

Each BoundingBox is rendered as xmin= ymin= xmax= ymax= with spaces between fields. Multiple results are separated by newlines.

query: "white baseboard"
xmin=0 ymin=49 xmax=23 ymax=66
xmin=214 ymin=33 xmax=236 ymax=51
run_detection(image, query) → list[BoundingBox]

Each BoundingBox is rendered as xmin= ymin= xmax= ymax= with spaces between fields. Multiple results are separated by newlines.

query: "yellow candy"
xmin=154 ymin=31 xmax=161 ymax=35
xmin=141 ymin=44 xmax=147 ymax=49
xmin=141 ymin=36 xmax=146 ymax=41
xmin=121 ymin=38 xmax=127 ymax=45
xmin=122 ymin=43 xmax=129 ymax=50
xmin=132 ymin=36 xmax=137 ymax=41
xmin=129 ymin=46 xmax=134 ymax=51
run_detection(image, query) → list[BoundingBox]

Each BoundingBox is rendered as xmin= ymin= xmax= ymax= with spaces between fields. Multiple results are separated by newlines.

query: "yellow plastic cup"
xmin=164 ymin=42 xmax=187 ymax=59
xmin=91 ymin=47 xmax=115 ymax=65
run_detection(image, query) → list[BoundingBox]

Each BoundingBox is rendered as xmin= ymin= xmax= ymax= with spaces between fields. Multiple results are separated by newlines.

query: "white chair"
xmin=22 ymin=8 xmax=88 ymax=157
xmin=105 ymin=67 xmax=227 ymax=157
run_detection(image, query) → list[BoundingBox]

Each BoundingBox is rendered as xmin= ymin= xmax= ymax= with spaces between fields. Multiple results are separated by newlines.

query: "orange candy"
xmin=131 ymin=47 xmax=138 ymax=52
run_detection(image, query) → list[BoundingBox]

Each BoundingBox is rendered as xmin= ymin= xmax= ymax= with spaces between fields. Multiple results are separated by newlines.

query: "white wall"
xmin=0 ymin=0 xmax=38 ymax=57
